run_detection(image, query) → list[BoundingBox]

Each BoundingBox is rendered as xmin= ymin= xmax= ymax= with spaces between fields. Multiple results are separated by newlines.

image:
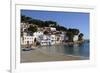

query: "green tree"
xmin=26 ymin=16 xmax=32 ymax=23
xmin=21 ymin=15 xmax=32 ymax=23
xmin=21 ymin=15 xmax=26 ymax=23
xmin=28 ymin=25 xmax=37 ymax=33
xmin=66 ymin=28 xmax=80 ymax=42
xmin=66 ymin=32 xmax=74 ymax=42
xmin=56 ymin=25 xmax=67 ymax=31
xmin=78 ymin=33 xmax=84 ymax=41
xmin=68 ymin=28 xmax=79 ymax=35
xmin=44 ymin=21 xmax=57 ymax=27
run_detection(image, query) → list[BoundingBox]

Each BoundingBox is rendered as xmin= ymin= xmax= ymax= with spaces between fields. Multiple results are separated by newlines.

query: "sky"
xmin=21 ymin=10 xmax=90 ymax=39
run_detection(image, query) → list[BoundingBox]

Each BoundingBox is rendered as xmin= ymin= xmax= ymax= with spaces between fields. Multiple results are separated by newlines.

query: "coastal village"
xmin=21 ymin=15 xmax=84 ymax=48
xmin=20 ymin=12 xmax=90 ymax=63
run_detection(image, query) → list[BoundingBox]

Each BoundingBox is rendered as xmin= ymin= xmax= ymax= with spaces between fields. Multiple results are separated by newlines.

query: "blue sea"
xmin=37 ymin=40 xmax=90 ymax=59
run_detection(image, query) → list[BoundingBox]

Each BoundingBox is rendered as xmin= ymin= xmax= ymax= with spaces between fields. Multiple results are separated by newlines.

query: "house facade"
xmin=21 ymin=23 xmax=70 ymax=47
xmin=21 ymin=32 xmax=36 ymax=46
xmin=39 ymin=35 xmax=51 ymax=46
xmin=21 ymin=31 xmax=44 ymax=45
xmin=73 ymin=35 xmax=78 ymax=42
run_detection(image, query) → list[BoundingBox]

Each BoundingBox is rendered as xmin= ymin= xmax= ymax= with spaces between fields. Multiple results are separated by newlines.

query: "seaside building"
xmin=50 ymin=35 xmax=56 ymax=45
xmin=33 ymin=31 xmax=43 ymax=38
xmin=38 ymin=34 xmax=57 ymax=46
xmin=21 ymin=32 xmax=35 ymax=47
xmin=43 ymin=27 xmax=56 ymax=32
xmin=73 ymin=35 xmax=78 ymax=42
xmin=21 ymin=23 xmax=30 ymax=32
xmin=39 ymin=35 xmax=51 ymax=45
xmin=55 ymin=35 xmax=61 ymax=44
xmin=21 ymin=31 xmax=44 ymax=45
xmin=50 ymin=27 xmax=56 ymax=31
xmin=21 ymin=23 xmax=70 ymax=46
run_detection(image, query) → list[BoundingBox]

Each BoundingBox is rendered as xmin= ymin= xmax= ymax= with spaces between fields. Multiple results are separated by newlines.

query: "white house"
xmin=22 ymin=36 xmax=35 ymax=45
xmin=55 ymin=35 xmax=61 ymax=44
xmin=38 ymin=34 xmax=56 ymax=46
xmin=21 ymin=23 xmax=30 ymax=32
xmin=21 ymin=25 xmax=70 ymax=46
xmin=33 ymin=31 xmax=43 ymax=37
xmin=39 ymin=35 xmax=51 ymax=46
xmin=21 ymin=32 xmax=36 ymax=46
xmin=50 ymin=27 xmax=56 ymax=31
xmin=73 ymin=35 xmax=78 ymax=42
xmin=50 ymin=35 xmax=56 ymax=45
xmin=60 ymin=34 xmax=65 ymax=42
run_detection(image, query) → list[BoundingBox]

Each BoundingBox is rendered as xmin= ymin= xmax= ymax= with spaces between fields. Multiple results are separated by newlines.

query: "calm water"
xmin=37 ymin=40 xmax=90 ymax=59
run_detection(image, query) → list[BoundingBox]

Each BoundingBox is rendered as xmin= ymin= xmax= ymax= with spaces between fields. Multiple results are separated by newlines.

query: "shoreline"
xmin=21 ymin=40 xmax=89 ymax=63
xmin=21 ymin=40 xmax=84 ymax=49
xmin=21 ymin=48 xmax=88 ymax=63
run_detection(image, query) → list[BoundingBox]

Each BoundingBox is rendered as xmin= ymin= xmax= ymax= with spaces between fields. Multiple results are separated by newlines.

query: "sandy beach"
xmin=21 ymin=48 xmax=81 ymax=63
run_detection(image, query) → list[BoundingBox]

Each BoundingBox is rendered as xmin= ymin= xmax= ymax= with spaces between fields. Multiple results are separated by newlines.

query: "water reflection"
xmin=37 ymin=41 xmax=89 ymax=58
